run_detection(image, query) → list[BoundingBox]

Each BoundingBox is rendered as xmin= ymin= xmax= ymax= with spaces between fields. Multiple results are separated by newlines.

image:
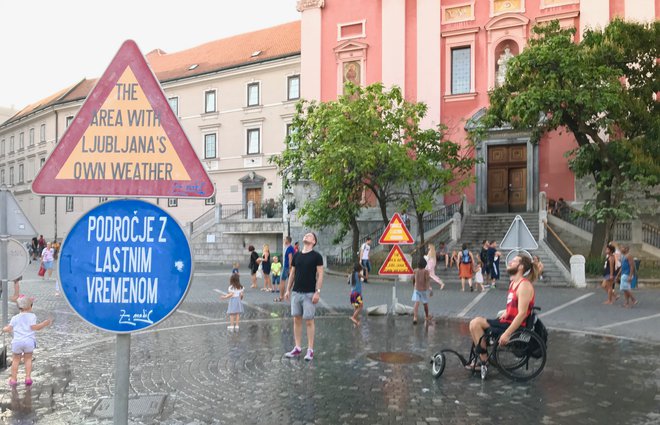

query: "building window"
xmin=66 ymin=116 xmax=74 ymax=128
xmin=0 ymin=139 xmax=4 ymax=155
xmin=247 ymin=128 xmax=260 ymax=155
xmin=66 ymin=196 xmax=74 ymax=212
xmin=205 ymin=193 xmax=216 ymax=206
xmin=204 ymin=90 xmax=216 ymax=113
xmin=204 ymin=134 xmax=217 ymax=159
xmin=9 ymin=167 xmax=14 ymax=185
xmin=287 ymin=75 xmax=300 ymax=100
xmin=29 ymin=128 xmax=35 ymax=146
xmin=18 ymin=164 xmax=24 ymax=183
xmin=168 ymin=198 xmax=178 ymax=207
xmin=451 ymin=47 xmax=471 ymax=94
xmin=168 ymin=97 xmax=179 ymax=116
xmin=9 ymin=136 xmax=15 ymax=152
xmin=247 ymin=83 xmax=260 ymax=107
xmin=40 ymin=158 xmax=45 ymax=168
xmin=0 ymin=169 xmax=4 ymax=185
xmin=99 ymin=197 xmax=108 ymax=203
xmin=40 ymin=197 xmax=46 ymax=215
xmin=19 ymin=132 xmax=24 ymax=150
xmin=40 ymin=124 xmax=45 ymax=142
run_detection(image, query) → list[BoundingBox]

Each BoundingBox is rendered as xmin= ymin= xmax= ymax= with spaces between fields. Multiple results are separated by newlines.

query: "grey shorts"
xmin=291 ymin=291 xmax=316 ymax=320
xmin=12 ymin=339 xmax=36 ymax=355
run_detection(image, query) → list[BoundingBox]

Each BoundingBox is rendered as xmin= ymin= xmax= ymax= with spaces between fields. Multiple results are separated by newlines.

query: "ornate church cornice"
xmin=297 ymin=0 xmax=324 ymax=12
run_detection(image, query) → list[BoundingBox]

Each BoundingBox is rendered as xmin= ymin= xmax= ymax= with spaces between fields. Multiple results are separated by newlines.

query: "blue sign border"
xmin=58 ymin=199 xmax=193 ymax=333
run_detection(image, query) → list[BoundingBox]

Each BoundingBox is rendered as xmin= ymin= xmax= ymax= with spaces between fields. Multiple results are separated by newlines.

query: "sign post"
xmin=378 ymin=213 xmax=414 ymax=314
xmin=31 ymin=40 xmax=212 ymax=424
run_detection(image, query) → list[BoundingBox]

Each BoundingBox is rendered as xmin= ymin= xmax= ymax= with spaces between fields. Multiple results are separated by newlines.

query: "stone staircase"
xmin=431 ymin=213 xmax=570 ymax=286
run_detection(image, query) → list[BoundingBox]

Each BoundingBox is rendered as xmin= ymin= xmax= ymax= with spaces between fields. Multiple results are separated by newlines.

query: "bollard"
xmin=570 ymin=255 xmax=586 ymax=288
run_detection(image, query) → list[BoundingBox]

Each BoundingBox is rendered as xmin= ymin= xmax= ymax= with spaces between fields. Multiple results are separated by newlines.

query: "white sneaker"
xmin=304 ymin=348 xmax=314 ymax=361
xmin=227 ymin=325 xmax=234 ymax=330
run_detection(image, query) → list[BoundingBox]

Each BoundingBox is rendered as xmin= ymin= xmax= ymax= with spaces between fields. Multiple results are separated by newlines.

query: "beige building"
xmin=0 ymin=22 xmax=301 ymax=241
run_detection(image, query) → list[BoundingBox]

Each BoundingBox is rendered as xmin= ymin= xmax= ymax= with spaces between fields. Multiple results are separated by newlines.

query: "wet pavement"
xmin=1 ymin=263 xmax=659 ymax=424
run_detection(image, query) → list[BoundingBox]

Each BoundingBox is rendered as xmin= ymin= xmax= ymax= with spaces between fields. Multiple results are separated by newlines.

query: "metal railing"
xmin=614 ymin=222 xmax=631 ymax=242
xmin=219 ymin=204 xmax=245 ymax=220
xmin=556 ymin=205 xmax=594 ymax=233
xmin=190 ymin=206 xmax=216 ymax=236
xmin=544 ymin=222 xmax=573 ymax=269
xmin=219 ymin=203 xmax=284 ymax=220
xmin=422 ymin=201 xmax=460 ymax=233
xmin=643 ymin=223 xmax=660 ymax=249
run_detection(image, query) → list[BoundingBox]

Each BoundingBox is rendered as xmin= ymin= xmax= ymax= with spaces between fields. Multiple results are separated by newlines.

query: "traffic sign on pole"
xmin=379 ymin=213 xmax=414 ymax=245
xmin=500 ymin=215 xmax=538 ymax=250
xmin=58 ymin=199 xmax=192 ymax=333
xmin=379 ymin=245 xmax=414 ymax=275
xmin=32 ymin=40 xmax=213 ymax=198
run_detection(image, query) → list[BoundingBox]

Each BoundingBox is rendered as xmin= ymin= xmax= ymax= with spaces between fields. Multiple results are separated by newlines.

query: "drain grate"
xmin=91 ymin=394 xmax=167 ymax=419
xmin=367 ymin=352 xmax=424 ymax=364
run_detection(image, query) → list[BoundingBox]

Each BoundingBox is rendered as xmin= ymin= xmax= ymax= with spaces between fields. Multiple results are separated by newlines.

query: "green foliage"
xmin=474 ymin=19 xmax=659 ymax=253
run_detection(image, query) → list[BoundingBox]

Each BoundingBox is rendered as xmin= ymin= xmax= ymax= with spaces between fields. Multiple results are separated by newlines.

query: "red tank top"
xmin=500 ymin=278 xmax=535 ymax=327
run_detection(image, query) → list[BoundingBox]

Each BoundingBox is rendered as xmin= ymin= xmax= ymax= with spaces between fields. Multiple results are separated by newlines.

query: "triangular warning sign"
xmin=379 ymin=213 xmax=414 ymax=245
xmin=32 ymin=40 xmax=213 ymax=198
xmin=379 ymin=245 xmax=414 ymax=275
xmin=1 ymin=189 xmax=37 ymax=237
xmin=500 ymin=215 xmax=538 ymax=250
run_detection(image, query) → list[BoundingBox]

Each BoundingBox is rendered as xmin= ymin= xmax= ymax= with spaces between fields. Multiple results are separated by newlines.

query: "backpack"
xmin=461 ymin=249 xmax=471 ymax=264
xmin=528 ymin=314 xmax=548 ymax=359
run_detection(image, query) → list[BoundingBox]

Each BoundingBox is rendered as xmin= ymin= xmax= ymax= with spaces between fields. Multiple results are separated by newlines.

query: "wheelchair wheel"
xmin=494 ymin=329 xmax=547 ymax=382
xmin=431 ymin=353 xmax=446 ymax=378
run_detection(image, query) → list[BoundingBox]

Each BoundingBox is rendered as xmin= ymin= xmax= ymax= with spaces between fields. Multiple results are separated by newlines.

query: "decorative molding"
xmin=491 ymin=0 xmax=525 ymax=17
xmin=444 ymin=92 xmax=478 ymax=102
xmin=440 ymin=27 xmax=480 ymax=38
xmin=485 ymin=13 xmax=530 ymax=31
xmin=442 ymin=2 xmax=475 ymax=24
xmin=296 ymin=0 xmax=324 ymax=12
xmin=536 ymin=10 xmax=580 ymax=24
xmin=337 ymin=19 xmax=367 ymax=41
xmin=540 ymin=0 xmax=578 ymax=9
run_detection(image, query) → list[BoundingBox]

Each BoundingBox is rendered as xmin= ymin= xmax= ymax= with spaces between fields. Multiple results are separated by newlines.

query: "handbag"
xmin=256 ymin=264 xmax=263 ymax=279
xmin=38 ymin=264 xmax=46 ymax=277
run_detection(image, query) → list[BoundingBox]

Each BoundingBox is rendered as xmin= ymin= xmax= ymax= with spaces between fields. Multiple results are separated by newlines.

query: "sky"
xmin=0 ymin=0 xmax=301 ymax=110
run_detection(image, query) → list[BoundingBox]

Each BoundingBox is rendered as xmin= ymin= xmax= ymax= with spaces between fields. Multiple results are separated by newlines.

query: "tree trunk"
xmin=377 ymin=190 xmax=389 ymax=224
xmin=416 ymin=212 xmax=426 ymax=248
xmin=350 ymin=217 xmax=360 ymax=264
xmin=589 ymin=183 xmax=612 ymax=259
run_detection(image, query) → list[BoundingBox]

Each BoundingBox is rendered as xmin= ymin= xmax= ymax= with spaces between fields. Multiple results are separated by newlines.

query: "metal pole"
xmin=1 ymin=189 xmax=9 ymax=328
xmin=114 ymin=333 xmax=131 ymax=425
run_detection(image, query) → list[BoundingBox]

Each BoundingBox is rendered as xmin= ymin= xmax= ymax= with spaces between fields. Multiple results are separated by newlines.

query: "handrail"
xmin=190 ymin=206 xmax=216 ymax=236
xmin=544 ymin=222 xmax=573 ymax=256
xmin=643 ymin=223 xmax=660 ymax=249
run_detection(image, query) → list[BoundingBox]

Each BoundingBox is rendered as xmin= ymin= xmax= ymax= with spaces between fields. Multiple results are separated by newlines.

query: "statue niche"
xmin=496 ymin=46 xmax=514 ymax=87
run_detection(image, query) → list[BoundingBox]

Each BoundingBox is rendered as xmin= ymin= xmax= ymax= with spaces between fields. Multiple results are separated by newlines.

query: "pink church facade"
xmin=297 ymin=0 xmax=659 ymax=213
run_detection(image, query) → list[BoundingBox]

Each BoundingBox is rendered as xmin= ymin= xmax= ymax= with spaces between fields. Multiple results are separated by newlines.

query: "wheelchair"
xmin=431 ymin=307 xmax=547 ymax=382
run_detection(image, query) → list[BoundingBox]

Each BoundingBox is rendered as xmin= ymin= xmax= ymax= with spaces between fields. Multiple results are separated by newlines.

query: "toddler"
xmin=220 ymin=274 xmax=244 ymax=331
xmin=412 ymin=257 xmax=433 ymax=325
xmin=271 ymin=256 xmax=282 ymax=294
xmin=3 ymin=296 xmax=52 ymax=386
xmin=231 ymin=262 xmax=240 ymax=275
xmin=474 ymin=260 xmax=485 ymax=292
xmin=348 ymin=263 xmax=363 ymax=326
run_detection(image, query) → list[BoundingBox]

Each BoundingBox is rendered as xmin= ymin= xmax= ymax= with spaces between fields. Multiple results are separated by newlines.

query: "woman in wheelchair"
xmin=468 ymin=254 xmax=538 ymax=367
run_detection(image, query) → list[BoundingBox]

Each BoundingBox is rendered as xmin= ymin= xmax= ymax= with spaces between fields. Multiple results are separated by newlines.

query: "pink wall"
xmin=320 ymin=0 xmax=382 ymax=101
xmin=539 ymin=130 xmax=576 ymax=201
xmin=610 ymin=0 xmax=625 ymax=17
xmin=405 ymin=0 xmax=417 ymax=101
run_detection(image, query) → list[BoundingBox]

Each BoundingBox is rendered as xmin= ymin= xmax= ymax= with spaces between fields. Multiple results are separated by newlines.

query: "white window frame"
xmin=29 ymin=128 xmax=34 ymax=146
xmin=40 ymin=197 xmax=46 ymax=215
xmin=40 ymin=124 xmax=46 ymax=142
xmin=9 ymin=136 xmax=13 ymax=152
xmin=0 ymin=139 xmax=4 ymax=155
xmin=18 ymin=132 xmax=24 ymax=150
xmin=18 ymin=164 xmax=24 ymax=183
xmin=168 ymin=198 xmax=178 ymax=207
xmin=0 ymin=169 xmax=4 ymax=185
xmin=451 ymin=46 xmax=472 ymax=95
xmin=247 ymin=82 xmax=260 ymax=107
xmin=287 ymin=75 xmax=300 ymax=101
xmin=66 ymin=196 xmax=74 ymax=212
xmin=66 ymin=116 xmax=74 ymax=128
xmin=204 ymin=90 xmax=217 ymax=113
xmin=168 ymin=96 xmax=179 ymax=116
xmin=9 ymin=167 xmax=14 ymax=185
xmin=246 ymin=128 xmax=261 ymax=155
xmin=204 ymin=133 xmax=217 ymax=159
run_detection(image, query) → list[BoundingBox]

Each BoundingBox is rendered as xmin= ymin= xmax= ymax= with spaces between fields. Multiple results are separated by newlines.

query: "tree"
xmin=475 ymin=19 xmax=659 ymax=258
xmin=401 ymin=125 xmax=476 ymax=248
xmin=273 ymin=83 xmax=419 ymax=260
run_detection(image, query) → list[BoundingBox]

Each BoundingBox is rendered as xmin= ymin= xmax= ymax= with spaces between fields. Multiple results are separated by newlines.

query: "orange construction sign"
xmin=32 ymin=40 xmax=213 ymax=198
xmin=378 ymin=245 xmax=414 ymax=275
xmin=378 ymin=213 xmax=414 ymax=245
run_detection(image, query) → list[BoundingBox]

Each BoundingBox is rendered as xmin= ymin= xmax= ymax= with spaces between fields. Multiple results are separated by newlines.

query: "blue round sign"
xmin=59 ymin=199 xmax=193 ymax=333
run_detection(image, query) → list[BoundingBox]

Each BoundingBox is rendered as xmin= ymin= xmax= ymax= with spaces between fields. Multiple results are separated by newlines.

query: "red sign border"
xmin=378 ymin=245 xmax=414 ymax=275
xmin=378 ymin=213 xmax=414 ymax=245
xmin=32 ymin=40 xmax=214 ymax=198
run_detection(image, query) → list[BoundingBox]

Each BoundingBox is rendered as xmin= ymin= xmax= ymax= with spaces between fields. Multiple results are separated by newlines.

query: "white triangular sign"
xmin=1 ymin=189 xmax=38 ymax=238
xmin=500 ymin=215 xmax=538 ymax=250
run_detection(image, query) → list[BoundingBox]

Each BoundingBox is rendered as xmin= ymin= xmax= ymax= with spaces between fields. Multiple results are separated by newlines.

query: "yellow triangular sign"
xmin=379 ymin=245 xmax=414 ymax=275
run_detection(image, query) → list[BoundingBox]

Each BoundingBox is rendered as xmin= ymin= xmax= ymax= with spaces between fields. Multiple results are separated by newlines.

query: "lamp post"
xmin=284 ymin=189 xmax=294 ymax=238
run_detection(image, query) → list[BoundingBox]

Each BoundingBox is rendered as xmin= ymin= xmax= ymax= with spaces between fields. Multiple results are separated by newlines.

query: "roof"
xmin=2 ymin=21 xmax=301 ymax=128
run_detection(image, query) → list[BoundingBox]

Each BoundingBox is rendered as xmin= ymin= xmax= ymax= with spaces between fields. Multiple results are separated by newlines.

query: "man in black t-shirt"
xmin=284 ymin=232 xmax=324 ymax=361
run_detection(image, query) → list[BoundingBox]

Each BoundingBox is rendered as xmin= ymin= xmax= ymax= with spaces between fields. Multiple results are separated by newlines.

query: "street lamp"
xmin=284 ymin=189 xmax=295 ymax=238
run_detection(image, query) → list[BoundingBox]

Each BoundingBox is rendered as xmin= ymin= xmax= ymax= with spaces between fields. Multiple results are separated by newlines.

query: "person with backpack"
xmin=458 ymin=243 xmax=475 ymax=292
